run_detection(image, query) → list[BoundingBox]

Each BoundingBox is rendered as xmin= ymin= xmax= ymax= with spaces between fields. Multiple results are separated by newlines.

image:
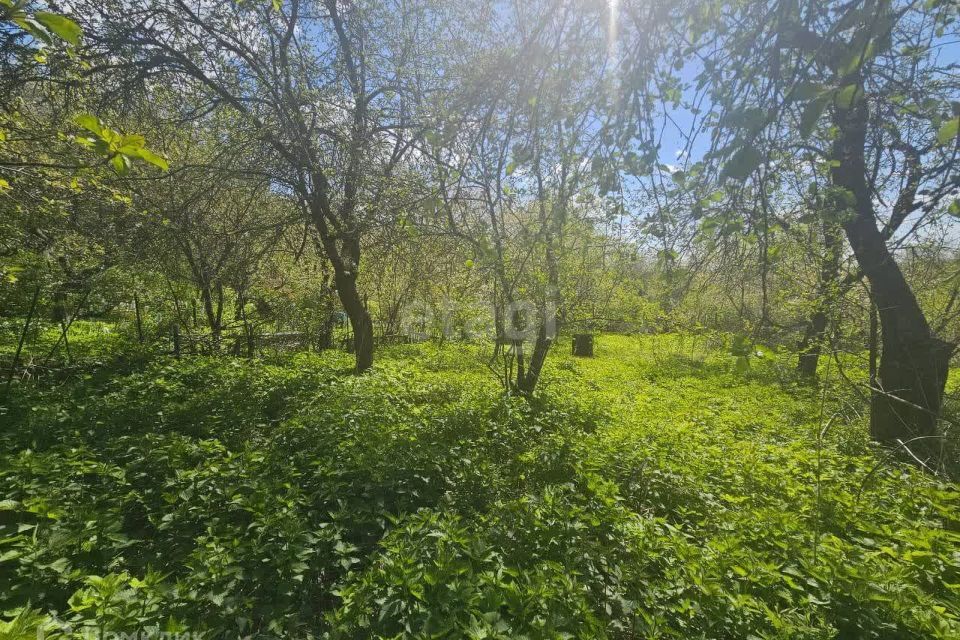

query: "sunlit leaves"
xmin=72 ymin=114 xmax=169 ymax=174
xmin=1 ymin=2 xmax=82 ymax=47
xmin=128 ymin=147 xmax=169 ymax=171
xmin=33 ymin=11 xmax=82 ymax=46
xmin=937 ymin=117 xmax=959 ymax=146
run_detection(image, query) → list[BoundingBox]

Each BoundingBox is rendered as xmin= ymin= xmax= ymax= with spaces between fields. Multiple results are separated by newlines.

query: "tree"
xmin=130 ymin=111 xmax=293 ymax=350
xmin=424 ymin=0 xmax=612 ymax=393
xmin=625 ymin=0 xmax=960 ymax=451
xmin=77 ymin=0 xmax=433 ymax=371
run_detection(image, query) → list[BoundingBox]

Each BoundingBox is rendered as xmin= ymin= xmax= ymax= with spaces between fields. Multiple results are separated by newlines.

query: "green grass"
xmin=1 ymin=334 xmax=958 ymax=639
xmin=0 ymin=319 xmax=134 ymax=370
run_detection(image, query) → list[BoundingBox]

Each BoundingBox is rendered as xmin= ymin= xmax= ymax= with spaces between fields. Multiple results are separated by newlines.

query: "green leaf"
xmin=116 ymin=134 xmax=146 ymax=152
xmin=111 ymin=153 xmax=131 ymax=175
xmin=838 ymin=40 xmax=876 ymax=75
xmin=128 ymin=147 xmax=169 ymax=171
xmin=721 ymin=146 xmax=762 ymax=181
xmin=835 ymin=84 xmax=862 ymax=109
xmin=34 ymin=12 xmax=82 ymax=46
xmin=73 ymin=114 xmax=103 ymax=136
xmin=790 ymin=82 xmax=826 ymax=102
xmin=18 ymin=17 xmax=53 ymax=44
xmin=799 ymin=97 xmax=828 ymax=139
xmin=936 ymin=117 xmax=959 ymax=146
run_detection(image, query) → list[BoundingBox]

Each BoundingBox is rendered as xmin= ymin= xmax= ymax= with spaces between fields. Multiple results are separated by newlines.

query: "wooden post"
xmin=572 ymin=334 xmax=594 ymax=357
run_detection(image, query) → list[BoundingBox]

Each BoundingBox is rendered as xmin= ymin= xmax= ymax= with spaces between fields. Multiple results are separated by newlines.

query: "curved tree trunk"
xmin=832 ymin=90 xmax=955 ymax=447
xmin=336 ymin=270 xmax=374 ymax=372
xmin=308 ymin=192 xmax=374 ymax=373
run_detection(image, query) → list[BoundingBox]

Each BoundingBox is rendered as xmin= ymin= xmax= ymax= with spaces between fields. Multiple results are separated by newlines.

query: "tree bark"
xmin=199 ymin=281 xmax=224 ymax=351
xmin=572 ymin=334 xmax=594 ymax=357
xmin=831 ymin=90 xmax=954 ymax=445
xmin=336 ymin=271 xmax=373 ymax=371
xmin=237 ymin=288 xmax=255 ymax=358
xmin=308 ymin=194 xmax=373 ymax=372
xmin=797 ymin=223 xmax=840 ymax=378
xmin=797 ymin=310 xmax=828 ymax=378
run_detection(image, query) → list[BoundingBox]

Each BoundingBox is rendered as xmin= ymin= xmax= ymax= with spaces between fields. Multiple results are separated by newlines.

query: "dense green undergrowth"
xmin=1 ymin=335 xmax=958 ymax=639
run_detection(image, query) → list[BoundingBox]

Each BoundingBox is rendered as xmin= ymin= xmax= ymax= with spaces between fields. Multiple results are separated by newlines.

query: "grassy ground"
xmin=1 ymin=334 xmax=958 ymax=639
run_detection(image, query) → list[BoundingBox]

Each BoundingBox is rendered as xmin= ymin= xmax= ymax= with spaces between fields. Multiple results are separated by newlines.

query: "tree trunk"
xmin=307 ymin=184 xmax=374 ymax=373
xmin=572 ymin=334 xmax=594 ymax=357
xmin=797 ymin=223 xmax=840 ymax=378
xmin=832 ymin=90 xmax=955 ymax=446
xmin=518 ymin=328 xmax=553 ymax=395
xmin=331 ymin=244 xmax=373 ymax=372
xmin=869 ymin=292 xmax=878 ymax=393
xmin=199 ymin=282 xmax=223 ymax=351
xmin=797 ymin=310 xmax=827 ymax=378
xmin=318 ymin=313 xmax=335 ymax=350
xmin=516 ymin=135 xmax=565 ymax=396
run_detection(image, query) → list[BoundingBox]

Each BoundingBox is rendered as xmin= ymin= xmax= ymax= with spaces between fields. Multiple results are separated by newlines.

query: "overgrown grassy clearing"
xmin=0 ymin=319 xmax=132 ymax=368
xmin=1 ymin=335 xmax=958 ymax=639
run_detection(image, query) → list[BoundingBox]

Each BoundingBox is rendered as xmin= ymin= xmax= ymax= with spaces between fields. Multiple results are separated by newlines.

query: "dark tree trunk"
xmin=51 ymin=289 xmax=67 ymax=323
xmin=518 ymin=328 xmax=555 ymax=395
xmin=515 ymin=142 xmax=565 ymax=396
xmin=335 ymin=267 xmax=373 ymax=372
xmin=797 ymin=223 xmax=840 ymax=378
xmin=572 ymin=334 xmax=594 ymax=357
xmin=306 ymin=172 xmax=375 ymax=373
xmin=318 ymin=230 xmax=373 ymax=371
xmin=797 ymin=310 xmax=827 ymax=378
xmin=237 ymin=288 xmax=255 ymax=358
xmin=199 ymin=281 xmax=223 ymax=350
xmin=832 ymin=89 xmax=955 ymax=446
xmin=318 ymin=314 xmax=335 ymax=350
xmin=869 ymin=294 xmax=878 ymax=393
